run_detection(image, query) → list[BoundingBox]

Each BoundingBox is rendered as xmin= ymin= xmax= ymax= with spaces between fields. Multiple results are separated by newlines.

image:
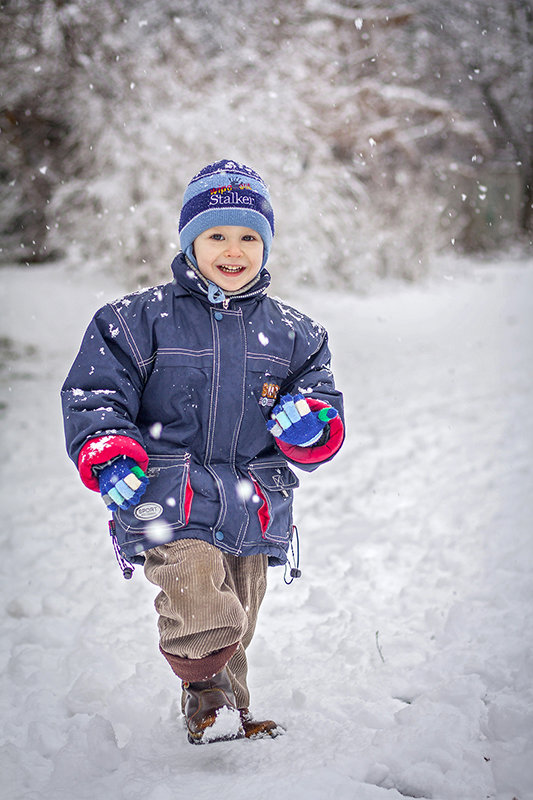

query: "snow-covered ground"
xmin=1 ymin=256 xmax=532 ymax=800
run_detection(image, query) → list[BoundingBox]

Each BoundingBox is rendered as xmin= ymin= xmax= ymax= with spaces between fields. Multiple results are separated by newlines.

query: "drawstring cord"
xmin=108 ymin=518 xmax=135 ymax=579
xmin=284 ymin=524 xmax=302 ymax=585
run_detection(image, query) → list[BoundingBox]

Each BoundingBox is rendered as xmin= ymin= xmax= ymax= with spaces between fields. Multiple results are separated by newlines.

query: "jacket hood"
xmin=170 ymin=252 xmax=271 ymax=305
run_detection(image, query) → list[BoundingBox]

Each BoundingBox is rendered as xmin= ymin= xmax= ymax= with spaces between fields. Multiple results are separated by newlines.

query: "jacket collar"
xmin=170 ymin=252 xmax=271 ymax=305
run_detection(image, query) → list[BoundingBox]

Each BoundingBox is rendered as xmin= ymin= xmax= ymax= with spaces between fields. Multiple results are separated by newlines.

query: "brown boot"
xmin=183 ymin=667 xmax=245 ymax=745
xmin=239 ymin=708 xmax=286 ymax=739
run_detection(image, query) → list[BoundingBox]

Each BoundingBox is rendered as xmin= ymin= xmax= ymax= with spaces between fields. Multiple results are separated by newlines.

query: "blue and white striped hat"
xmin=179 ymin=160 xmax=275 ymax=268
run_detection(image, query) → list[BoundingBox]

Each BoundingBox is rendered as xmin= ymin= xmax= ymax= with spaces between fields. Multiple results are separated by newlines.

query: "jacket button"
xmin=215 ymin=530 xmax=224 ymax=541
xmin=214 ymin=311 xmax=223 ymax=320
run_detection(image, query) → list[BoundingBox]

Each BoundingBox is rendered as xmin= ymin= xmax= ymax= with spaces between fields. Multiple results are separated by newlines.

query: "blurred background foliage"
xmin=1 ymin=0 xmax=532 ymax=289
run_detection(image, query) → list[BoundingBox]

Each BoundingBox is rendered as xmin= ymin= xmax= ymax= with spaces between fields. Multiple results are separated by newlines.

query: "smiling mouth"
xmin=217 ymin=264 xmax=246 ymax=274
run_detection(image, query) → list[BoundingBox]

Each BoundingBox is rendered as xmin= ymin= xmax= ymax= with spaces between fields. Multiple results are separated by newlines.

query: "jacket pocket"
xmin=248 ymin=460 xmax=299 ymax=543
xmin=115 ymin=453 xmax=193 ymax=539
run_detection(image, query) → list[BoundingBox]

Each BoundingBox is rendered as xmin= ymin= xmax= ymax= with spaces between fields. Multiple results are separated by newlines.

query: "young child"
xmin=61 ymin=159 xmax=345 ymax=745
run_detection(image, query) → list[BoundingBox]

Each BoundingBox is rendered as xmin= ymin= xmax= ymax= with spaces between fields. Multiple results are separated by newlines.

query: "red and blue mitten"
xmin=266 ymin=393 xmax=338 ymax=446
xmin=93 ymin=455 xmax=149 ymax=512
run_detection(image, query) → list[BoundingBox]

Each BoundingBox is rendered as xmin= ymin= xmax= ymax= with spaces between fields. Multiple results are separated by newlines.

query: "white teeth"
xmin=219 ymin=265 xmax=243 ymax=272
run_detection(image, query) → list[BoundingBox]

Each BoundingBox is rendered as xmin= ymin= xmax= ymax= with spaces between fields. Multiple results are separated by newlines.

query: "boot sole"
xmin=187 ymin=729 xmax=246 ymax=745
xmin=187 ymin=725 xmax=285 ymax=744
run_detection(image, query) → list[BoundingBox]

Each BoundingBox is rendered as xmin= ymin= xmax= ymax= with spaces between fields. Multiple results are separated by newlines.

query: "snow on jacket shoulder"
xmin=61 ymin=254 xmax=345 ymax=566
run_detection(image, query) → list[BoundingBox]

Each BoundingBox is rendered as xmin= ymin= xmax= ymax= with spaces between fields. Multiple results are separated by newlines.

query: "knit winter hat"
xmin=179 ymin=159 xmax=275 ymax=268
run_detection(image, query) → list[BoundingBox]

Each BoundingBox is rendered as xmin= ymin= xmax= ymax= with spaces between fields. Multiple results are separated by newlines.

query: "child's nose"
xmin=225 ymin=241 xmax=243 ymax=256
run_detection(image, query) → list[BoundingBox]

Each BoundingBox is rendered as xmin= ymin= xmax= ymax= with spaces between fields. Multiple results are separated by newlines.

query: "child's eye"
xmin=210 ymin=233 xmax=224 ymax=240
xmin=242 ymin=235 xmax=258 ymax=241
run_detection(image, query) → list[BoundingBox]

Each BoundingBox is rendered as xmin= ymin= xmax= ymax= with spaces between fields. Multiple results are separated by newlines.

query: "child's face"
xmin=193 ymin=226 xmax=263 ymax=291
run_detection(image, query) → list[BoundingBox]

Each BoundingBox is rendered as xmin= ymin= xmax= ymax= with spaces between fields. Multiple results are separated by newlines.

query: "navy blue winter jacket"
xmin=62 ymin=254 xmax=344 ymax=567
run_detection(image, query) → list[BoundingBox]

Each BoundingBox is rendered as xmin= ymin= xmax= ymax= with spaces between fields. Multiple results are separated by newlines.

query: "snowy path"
xmin=1 ymin=259 xmax=532 ymax=800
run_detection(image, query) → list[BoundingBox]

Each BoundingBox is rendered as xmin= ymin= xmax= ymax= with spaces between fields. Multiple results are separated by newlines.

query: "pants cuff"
xmin=160 ymin=642 xmax=240 ymax=682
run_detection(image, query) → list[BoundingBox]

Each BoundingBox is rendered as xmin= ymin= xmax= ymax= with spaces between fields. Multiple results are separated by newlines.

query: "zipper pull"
xmin=207 ymin=282 xmax=226 ymax=304
xmin=222 ymin=298 xmax=230 ymax=309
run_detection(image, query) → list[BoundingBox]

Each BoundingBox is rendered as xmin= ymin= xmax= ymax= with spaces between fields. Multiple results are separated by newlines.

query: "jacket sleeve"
xmin=61 ymin=302 xmax=150 ymax=485
xmin=277 ymin=326 xmax=345 ymax=471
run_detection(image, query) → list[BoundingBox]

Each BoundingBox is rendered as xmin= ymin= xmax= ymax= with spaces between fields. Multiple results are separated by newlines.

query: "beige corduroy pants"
xmin=144 ymin=538 xmax=268 ymax=709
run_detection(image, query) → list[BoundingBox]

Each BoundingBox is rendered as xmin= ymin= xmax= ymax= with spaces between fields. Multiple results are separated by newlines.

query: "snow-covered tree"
xmin=394 ymin=0 xmax=533 ymax=240
xmin=1 ymin=0 xmax=529 ymax=285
